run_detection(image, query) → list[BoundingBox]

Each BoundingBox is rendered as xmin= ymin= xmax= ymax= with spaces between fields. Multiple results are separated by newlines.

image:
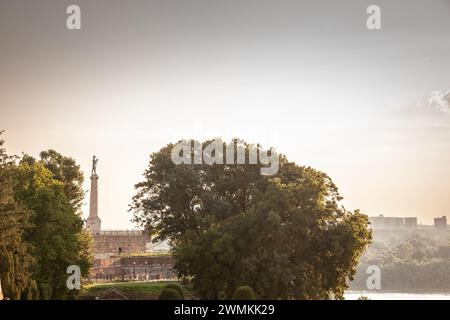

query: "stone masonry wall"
xmin=91 ymin=256 xmax=176 ymax=281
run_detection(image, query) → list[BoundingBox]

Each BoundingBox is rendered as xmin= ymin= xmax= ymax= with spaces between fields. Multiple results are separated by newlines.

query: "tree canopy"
xmin=131 ymin=138 xmax=372 ymax=299
xmin=21 ymin=149 xmax=85 ymax=212
xmin=350 ymin=234 xmax=450 ymax=292
xmin=0 ymin=132 xmax=37 ymax=299
xmin=13 ymin=161 xmax=92 ymax=299
xmin=0 ymin=131 xmax=92 ymax=299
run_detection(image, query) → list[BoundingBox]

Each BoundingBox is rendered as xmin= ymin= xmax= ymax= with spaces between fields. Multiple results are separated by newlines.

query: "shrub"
xmin=231 ymin=286 xmax=256 ymax=300
xmin=159 ymin=288 xmax=183 ymax=300
xmin=164 ymin=283 xmax=184 ymax=299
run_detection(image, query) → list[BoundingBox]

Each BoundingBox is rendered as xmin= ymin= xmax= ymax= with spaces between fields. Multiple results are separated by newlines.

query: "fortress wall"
xmin=93 ymin=232 xmax=152 ymax=258
xmin=90 ymin=256 xmax=176 ymax=281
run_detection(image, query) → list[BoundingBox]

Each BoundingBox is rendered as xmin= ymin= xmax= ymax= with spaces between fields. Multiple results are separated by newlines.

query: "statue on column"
xmin=92 ymin=155 xmax=98 ymax=176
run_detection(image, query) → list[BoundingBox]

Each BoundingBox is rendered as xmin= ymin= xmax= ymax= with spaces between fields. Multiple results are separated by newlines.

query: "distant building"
xmin=369 ymin=215 xmax=417 ymax=230
xmin=92 ymin=230 xmax=152 ymax=259
xmin=404 ymin=217 xmax=418 ymax=229
xmin=84 ymin=158 xmax=175 ymax=282
xmin=91 ymin=255 xmax=176 ymax=281
xmin=434 ymin=216 xmax=447 ymax=229
xmin=85 ymin=167 xmax=152 ymax=259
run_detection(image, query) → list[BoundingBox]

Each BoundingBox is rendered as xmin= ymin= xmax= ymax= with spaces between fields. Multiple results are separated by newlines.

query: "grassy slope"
xmin=84 ymin=281 xmax=179 ymax=295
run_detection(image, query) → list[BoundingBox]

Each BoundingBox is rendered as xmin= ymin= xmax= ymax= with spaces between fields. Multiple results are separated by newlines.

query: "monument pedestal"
xmin=86 ymin=173 xmax=101 ymax=233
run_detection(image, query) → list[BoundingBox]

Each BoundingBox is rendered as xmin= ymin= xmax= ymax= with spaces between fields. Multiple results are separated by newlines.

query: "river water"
xmin=345 ymin=291 xmax=450 ymax=300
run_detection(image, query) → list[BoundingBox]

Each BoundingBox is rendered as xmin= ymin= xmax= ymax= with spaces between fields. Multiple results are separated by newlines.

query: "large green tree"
xmin=0 ymin=131 xmax=92 ymax=299
xmin=12 ymin=160 xmax=92 ymax=299
xmin=21 ymin=149 xmax=85 ymax=212
xmin=0 ymin=132 xmax=37 ymax=299
xmin=131 ymin=139 xmax=372 ymax=299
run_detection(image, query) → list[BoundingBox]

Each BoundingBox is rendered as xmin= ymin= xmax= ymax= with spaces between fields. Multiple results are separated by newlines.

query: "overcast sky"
xmin=1 ymin=0 xmax=450 ymax=228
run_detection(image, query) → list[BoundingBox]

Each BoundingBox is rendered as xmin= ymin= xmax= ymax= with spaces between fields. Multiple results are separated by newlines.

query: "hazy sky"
xmin=1 ymin=0 xmax=450 ymax=228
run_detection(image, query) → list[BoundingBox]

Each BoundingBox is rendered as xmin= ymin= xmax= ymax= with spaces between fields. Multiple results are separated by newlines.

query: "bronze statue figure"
xmin=92 ymin=155 xmax=98 ymax=175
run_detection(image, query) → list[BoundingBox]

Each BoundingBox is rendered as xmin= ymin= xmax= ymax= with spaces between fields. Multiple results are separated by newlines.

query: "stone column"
xmin=89 ymin=174 xmax=99 ymax=218
xmin=86 ymin=174 xmax=101 ymax=233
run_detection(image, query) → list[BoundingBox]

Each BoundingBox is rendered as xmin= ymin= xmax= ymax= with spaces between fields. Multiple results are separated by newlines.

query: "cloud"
xmin=428 ymin=90 xmax=450 ymax=114
xmin=396 ymin=90 xmax=450 ymax=128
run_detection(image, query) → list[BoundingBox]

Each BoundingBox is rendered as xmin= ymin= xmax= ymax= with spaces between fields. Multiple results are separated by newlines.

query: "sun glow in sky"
xmin=2 ymin=0 xmax=450 ymax=228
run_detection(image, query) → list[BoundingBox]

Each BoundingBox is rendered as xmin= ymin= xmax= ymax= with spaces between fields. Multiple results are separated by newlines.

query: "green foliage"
xmin=0 ymin=131 xmax=92 ymax=299
xmin=164 ymin=283 xmax=184 ymax=299
xmin=358 ymin=295 xmax=369 ymax=300
xmin=12 ymin=160 xmax=92 ymax=299
xmin=85 ymin=281 xmax=177 ymax=295
xmin=231 ymin=286 xmax=256 ymax=300
xmin=0 ymin=132 xmax=37 ymax=299
xmin=131 ymin=139 xmax=372 ymax=299
xmin=159 ymin=288 xmax=183 ymax=300
xmin=350 ymin=234 xmax=450 ymax=292
xmin=21 ymin=150 xmax=85 ymax=212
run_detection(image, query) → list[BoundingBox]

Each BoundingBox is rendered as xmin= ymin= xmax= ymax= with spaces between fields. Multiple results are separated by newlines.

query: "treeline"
xmin=350 ymin=234 xmax=450 ymax=292
xmin=0 ymin=131 xmax=92 ymax=299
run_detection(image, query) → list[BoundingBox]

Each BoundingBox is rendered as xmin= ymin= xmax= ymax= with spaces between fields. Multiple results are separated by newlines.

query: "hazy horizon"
xmin=2 ymin=0 xmax=450 ymax=228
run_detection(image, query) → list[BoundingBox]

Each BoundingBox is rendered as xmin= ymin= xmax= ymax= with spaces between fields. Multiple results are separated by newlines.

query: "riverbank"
xmin=345 ymin=291 xmax=450 ymax=300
